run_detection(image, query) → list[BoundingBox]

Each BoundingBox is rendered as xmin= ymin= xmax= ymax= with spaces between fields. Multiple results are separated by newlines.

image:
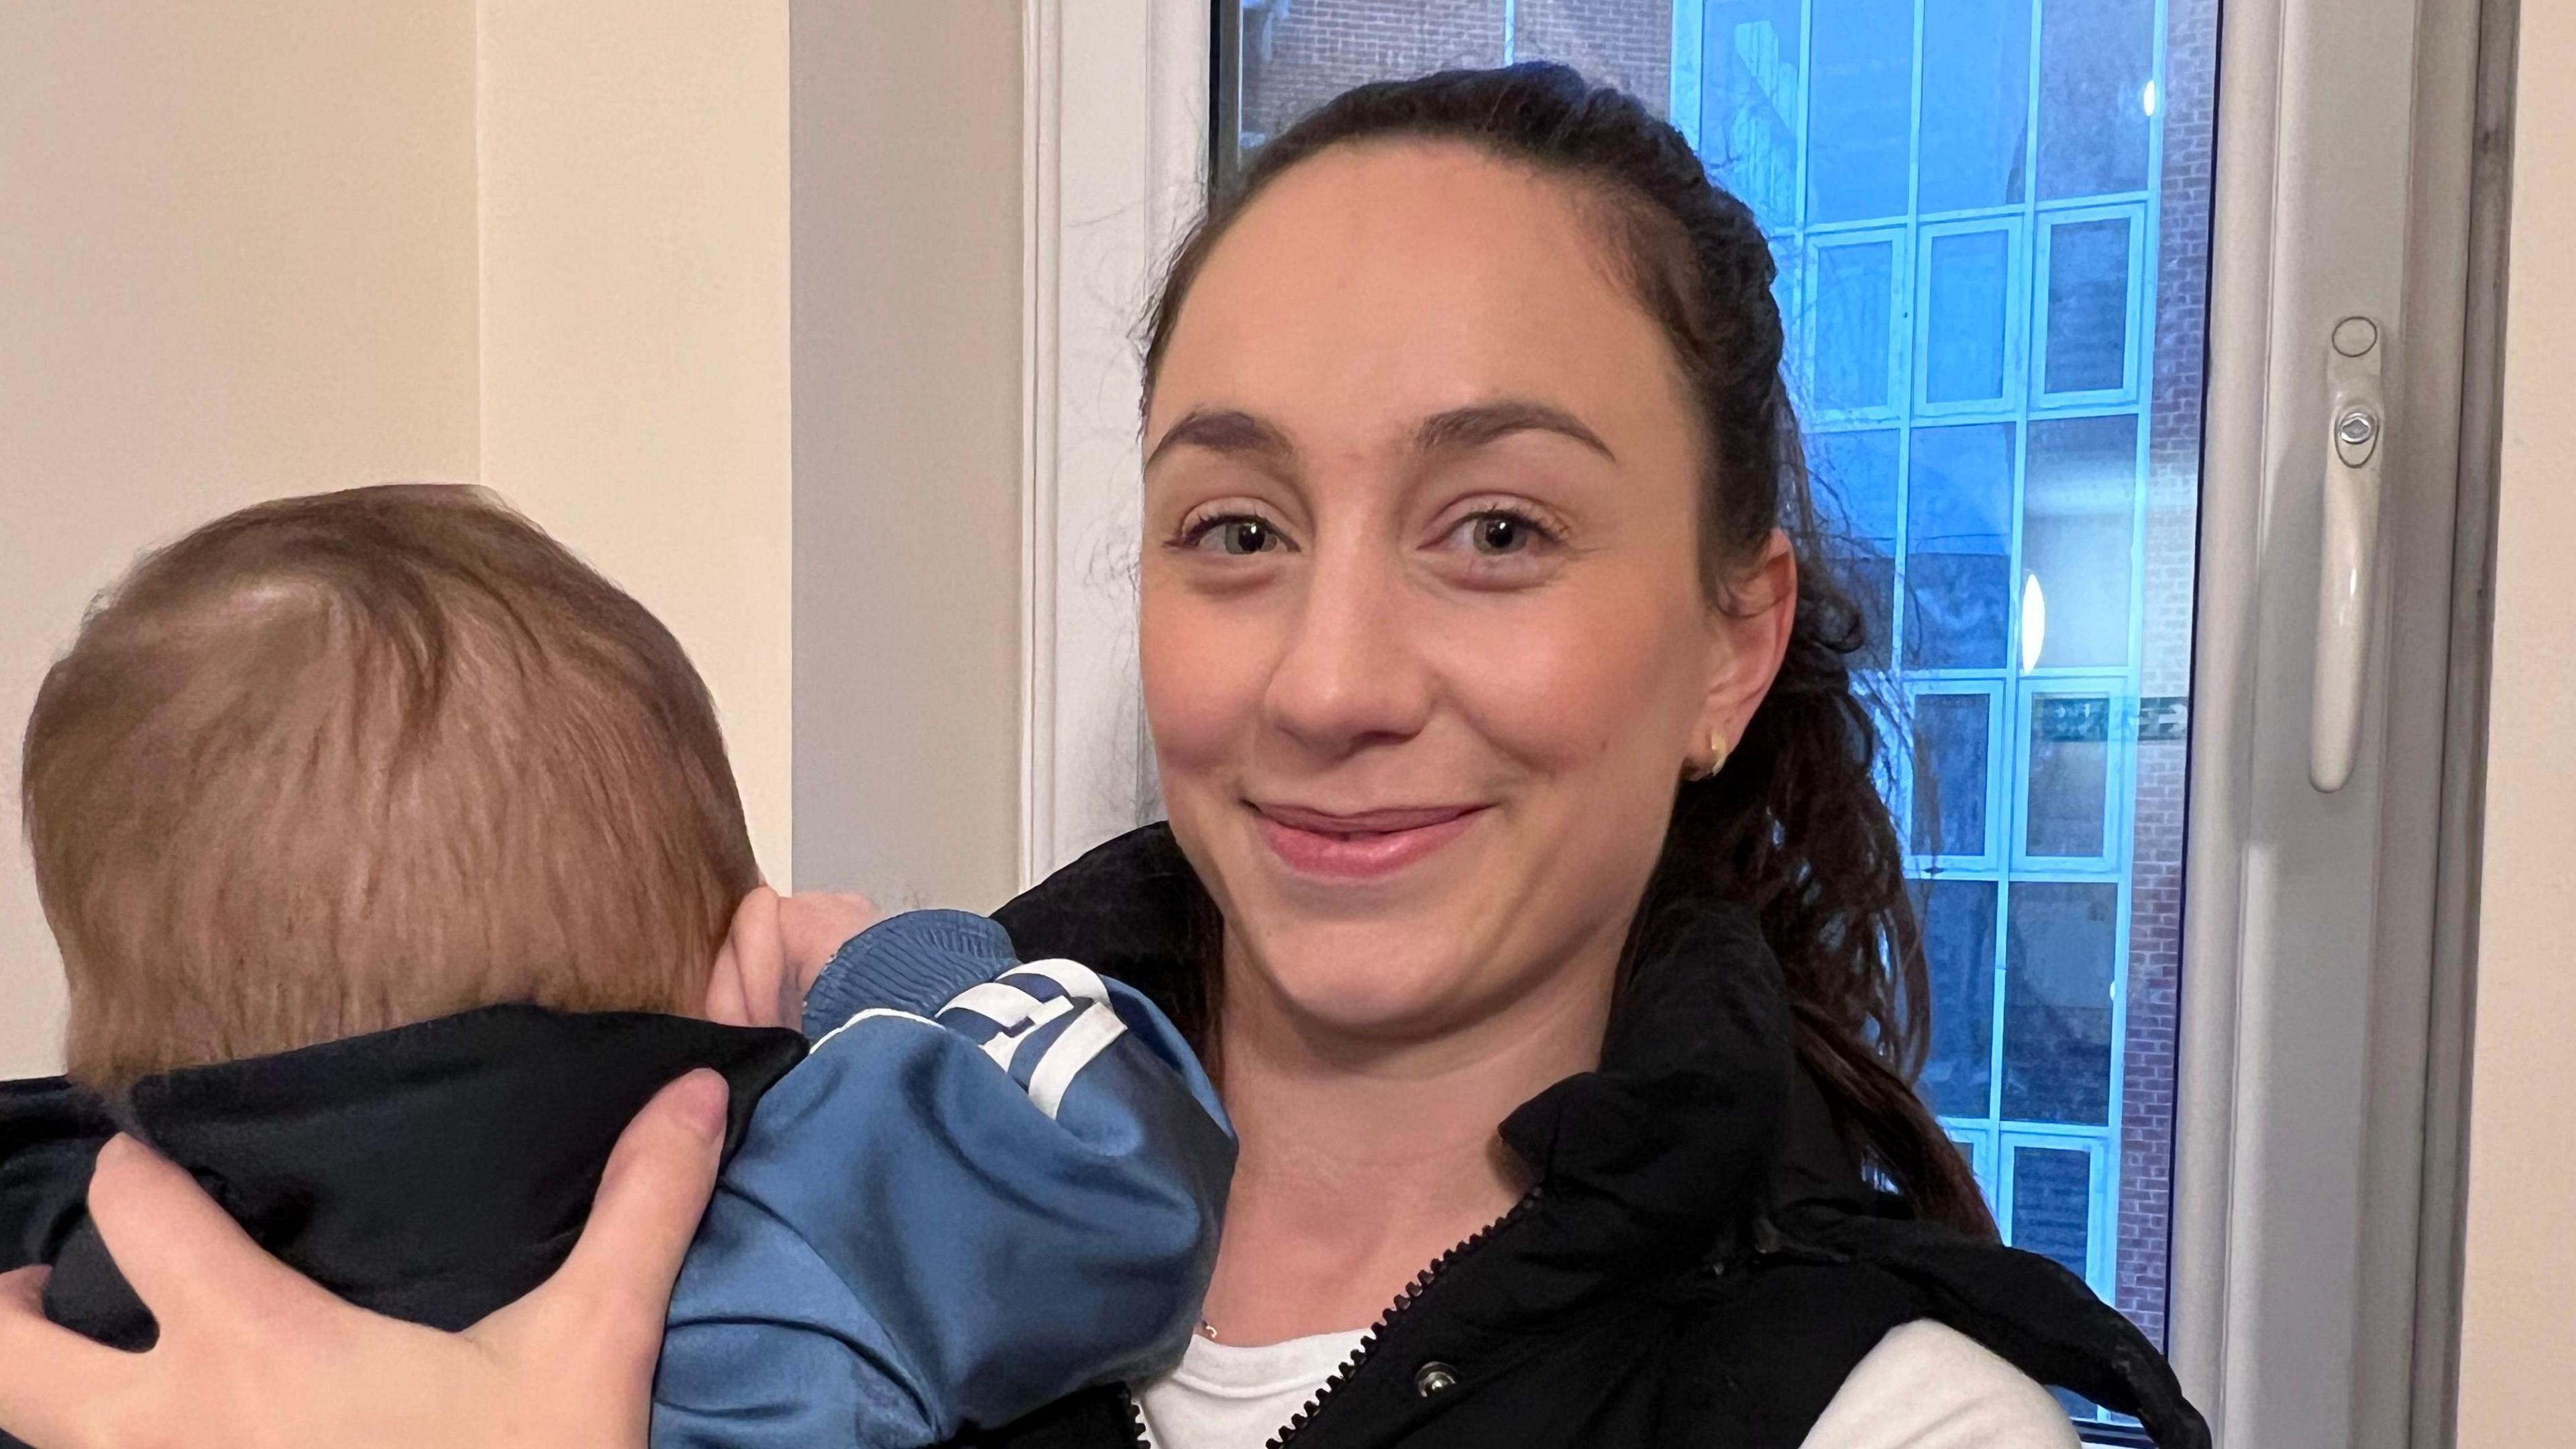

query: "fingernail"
xmin=672 ymin=1069 xmax=729 ymax=1142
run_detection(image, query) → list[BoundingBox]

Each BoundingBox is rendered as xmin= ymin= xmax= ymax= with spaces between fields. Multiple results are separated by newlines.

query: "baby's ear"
xmin=700 ymin=937 xmax=749 ymax=1026
xmin=701 ymin=888 xmax=790 ymax=1028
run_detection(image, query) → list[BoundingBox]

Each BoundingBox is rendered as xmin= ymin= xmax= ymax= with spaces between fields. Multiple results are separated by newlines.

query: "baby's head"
xmin=23 ymin=484 xmax=758 ymax=1089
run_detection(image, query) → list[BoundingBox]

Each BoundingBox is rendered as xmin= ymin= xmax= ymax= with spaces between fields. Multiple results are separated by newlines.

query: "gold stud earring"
xmin=1689 ymin=729 xmax=1730 ymax=782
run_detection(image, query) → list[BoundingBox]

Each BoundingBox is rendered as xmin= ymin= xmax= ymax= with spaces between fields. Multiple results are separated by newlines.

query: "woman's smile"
xmin=1248 ymin=800 xmax=1490 ymax=880
xmin=1138 ymin=138 xmax=1762 ymax=1044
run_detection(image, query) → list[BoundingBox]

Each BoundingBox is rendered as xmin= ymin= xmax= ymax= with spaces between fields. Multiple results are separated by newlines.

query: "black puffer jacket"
xmin=963 ymin=824 xmax=2208 ymax=1449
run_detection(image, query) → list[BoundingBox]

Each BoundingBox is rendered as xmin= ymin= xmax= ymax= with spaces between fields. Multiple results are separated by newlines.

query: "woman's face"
xmin=1140 ymin=141 xmax=1794 ymax=1048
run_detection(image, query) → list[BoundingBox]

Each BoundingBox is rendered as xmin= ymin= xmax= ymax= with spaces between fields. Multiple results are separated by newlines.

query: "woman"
xmin=0 ymin=66 xmax=2203 ymax=1449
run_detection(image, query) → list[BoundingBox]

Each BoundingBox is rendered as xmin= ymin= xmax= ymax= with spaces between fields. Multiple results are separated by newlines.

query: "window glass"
xmin=1701 ymin=0 xmax=1809 ymax=231
xmin=1906 ymin=423 xmax=2016 ymax=668
xmin=1919 ymin=0 xmax=2031 ymax=213
xmin=1814 ymin=428 xmax=1902 ymax=545
xmin=1914 ymin=878 xmax=1999 ymax=1118
xmin=2010 ymin=1143 xmax=2096 ymax=1277
xmin=1812 ymin=427 xmax=1901 ymax=672
xmin=1221 ymin=0 xmax=2214 ymax=1385
xmin=1814 ymin=238 xmax=1898 ymax=409
xmin=2044 ymin=216 xmax=2135 ymax=393
xmin=2036 ymin=0 xmax=2156 ymax=200
xmin=1923 ymin=229 xmax=2013 ymax=403
xmin=1772 ymin=241 xmax=1807 ymax=379
xmin=1911 ymin=692 xmax=1992 ymax=857
xmin=2027 ymin=693 xmax=2112 ymax=858
xmin=2023 ymin=415 xmax=2139 ymax=668
xmin=2003 ymin=881 xmax=2119 ymax=1124
xmin=1805 ymin=0 xmax=1915 ymax=223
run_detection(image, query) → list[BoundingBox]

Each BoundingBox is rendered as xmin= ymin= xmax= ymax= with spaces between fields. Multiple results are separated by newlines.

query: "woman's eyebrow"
xmin=1144 ymin=408 xmax=1292 ymax=468
xmin=1415 ymin=400 xmax=1617 ymax=462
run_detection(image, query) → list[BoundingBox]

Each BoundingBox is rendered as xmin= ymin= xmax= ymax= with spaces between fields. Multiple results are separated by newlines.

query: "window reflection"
xmin=1222 ymin=0 xmax=2215 ymax=1386
xmin=2004 ymin=881 xmax=2119 ymax=1124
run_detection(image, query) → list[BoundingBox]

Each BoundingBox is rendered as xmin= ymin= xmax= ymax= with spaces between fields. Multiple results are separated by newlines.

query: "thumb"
xmin=484 ymin=1069 xmax=727 ymax=1364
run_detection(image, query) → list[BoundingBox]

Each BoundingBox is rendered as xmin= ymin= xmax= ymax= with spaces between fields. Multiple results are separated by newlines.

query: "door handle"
xmin=2311 ymin=315 xmax=2385 ymax=792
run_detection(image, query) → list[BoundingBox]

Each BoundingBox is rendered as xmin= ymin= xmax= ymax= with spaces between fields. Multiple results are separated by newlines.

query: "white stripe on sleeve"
xmin=980 ymin=993 xmax=1077 ymax=1071
xmin=1024 ymin=1000 xmax=1129 ymax=1120
xmin=1002 ymin=958 xmax=1112 ymax=1006
xmin=941 ymin=980 xmax=1051 ymax=1031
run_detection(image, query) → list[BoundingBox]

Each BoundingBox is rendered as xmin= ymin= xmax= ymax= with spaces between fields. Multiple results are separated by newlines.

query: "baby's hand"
xmin=704 ymin=886 xmax=878 ymax=1029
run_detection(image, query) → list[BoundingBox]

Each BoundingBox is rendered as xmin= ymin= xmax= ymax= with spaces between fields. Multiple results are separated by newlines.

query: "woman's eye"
xmin=1450 ymin=510 xmax=1553 ymax=557
xmin=1185 ymin=515 xmax=1285 ymax=555
xmin=1470 ymin=513 xmax=1529 ymax=555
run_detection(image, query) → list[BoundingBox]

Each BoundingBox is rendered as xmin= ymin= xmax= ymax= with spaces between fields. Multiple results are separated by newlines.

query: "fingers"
xmin=0 ymin=1265 xmax=129 ymax=1449
xmin=0 ymin=1266 xmax=43 ymax=1316
xmin=506 ymin=1069 xmax=727 ymax=1365
xmin=777 ymin=892 xmax=878 ymax=998
xmin=87 ymin=1134 xmax=332 ymax=1332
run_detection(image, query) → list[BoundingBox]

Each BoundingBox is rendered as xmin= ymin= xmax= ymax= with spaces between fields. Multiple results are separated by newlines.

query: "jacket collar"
xmin=4 ymin=1006 xmax=803 ymax=1344
xmin=994 ymin=824 xmax=1872 ymax=1306
xmin=1002 ymin=828 xmax=2215 ymax=1448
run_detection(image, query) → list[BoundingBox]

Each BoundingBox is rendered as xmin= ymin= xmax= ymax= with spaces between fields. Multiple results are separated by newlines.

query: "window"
xmin=1670 ymin=12 xmax=2192 ymax=1397
xmin=1101 ymin=1 xmax=2488 ymax=1440
xmin=1217 ymin=1 xmax=2216 ymax=1426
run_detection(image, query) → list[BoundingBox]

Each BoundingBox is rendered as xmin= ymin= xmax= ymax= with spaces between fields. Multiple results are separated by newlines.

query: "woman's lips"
xmin=1250 ymin=803 xmax=1487 ymax=881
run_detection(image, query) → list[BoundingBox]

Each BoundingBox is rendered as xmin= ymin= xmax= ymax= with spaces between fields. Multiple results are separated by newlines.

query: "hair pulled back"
xmin=1141 ymin=63 xmax=1990 ymax=1235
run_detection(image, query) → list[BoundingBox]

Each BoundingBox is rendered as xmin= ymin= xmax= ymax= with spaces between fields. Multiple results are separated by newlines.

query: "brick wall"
xmin=2117 ymin=0 xmax=2220 ymax=1353
xmin=1242 ymin=0 xmax=1507 ymax=146
xmin=1513 ymin=0 xmax=1675 ymax=114
xmin=1240 ymin=0 xmax=1672 ymax=148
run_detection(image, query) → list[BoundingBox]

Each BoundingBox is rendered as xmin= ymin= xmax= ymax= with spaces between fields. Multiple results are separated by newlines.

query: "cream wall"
xmin=0 ymin=3 xmax=821 ymax=1077
xmin=0 ymin=3 xmax=482 ymax=1078
xmin=476 ymin=0 xmax=796 ymax=890
xmin=2453 ymin=3 xmax=2576 ymax=1440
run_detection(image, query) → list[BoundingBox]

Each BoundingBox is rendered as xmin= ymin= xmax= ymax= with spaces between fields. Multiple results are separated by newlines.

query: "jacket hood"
xmin=0 ymin=1006 xmax=804 ymax=1348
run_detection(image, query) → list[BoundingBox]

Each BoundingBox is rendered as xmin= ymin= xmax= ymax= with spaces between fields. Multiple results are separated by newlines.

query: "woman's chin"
xmin=1228 ymin=920 xmax=1505 ymax=1042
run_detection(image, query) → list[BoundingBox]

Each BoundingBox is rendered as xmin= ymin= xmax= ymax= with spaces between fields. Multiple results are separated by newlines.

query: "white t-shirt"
xmin=1134 ymin=1318 xmax=2080 ymax=1449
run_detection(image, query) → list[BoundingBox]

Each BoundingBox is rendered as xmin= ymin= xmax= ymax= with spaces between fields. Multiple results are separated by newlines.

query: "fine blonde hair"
xmin=22 ymin=484 xmax=759 ymax=1088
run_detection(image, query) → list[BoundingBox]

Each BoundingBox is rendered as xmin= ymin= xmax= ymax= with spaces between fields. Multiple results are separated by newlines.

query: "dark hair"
xmin=1139 ymin=64 xmax=1992 ymax=1236
xmin=24 ymin=483 xmax=760 ymax=1087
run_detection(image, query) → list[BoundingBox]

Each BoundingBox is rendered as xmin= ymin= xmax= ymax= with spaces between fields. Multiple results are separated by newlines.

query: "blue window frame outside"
xmin=1671 ymin=0 xmax=2168 ymax=1334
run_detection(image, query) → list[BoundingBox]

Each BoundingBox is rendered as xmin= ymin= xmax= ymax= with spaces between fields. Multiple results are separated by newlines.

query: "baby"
xmin=0 ymin=484 xmax=1230 ymax=1448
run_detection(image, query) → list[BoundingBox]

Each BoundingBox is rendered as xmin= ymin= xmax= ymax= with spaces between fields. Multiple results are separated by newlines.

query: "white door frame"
xmin=1018 ymin=5 xmax=2497 ymax=1444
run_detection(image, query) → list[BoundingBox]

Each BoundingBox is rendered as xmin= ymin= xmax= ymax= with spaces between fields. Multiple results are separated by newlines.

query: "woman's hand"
xmin=702 ymin=886 xmax=879 ymax=1030
xmin=0 ymin=1070 xmax=731 ymax=1449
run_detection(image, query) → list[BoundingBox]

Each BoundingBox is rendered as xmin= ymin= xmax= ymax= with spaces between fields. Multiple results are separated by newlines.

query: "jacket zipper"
xmin=1263 ymin=1186 xmax=1543 ymax=1448
xmin=1119 ymin=1188 xmax=1545 ymax=1449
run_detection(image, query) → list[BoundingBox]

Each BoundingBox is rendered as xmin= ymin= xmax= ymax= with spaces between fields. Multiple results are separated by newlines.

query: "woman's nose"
xmin=1260 ymin=543 xmax=1433 ymax=759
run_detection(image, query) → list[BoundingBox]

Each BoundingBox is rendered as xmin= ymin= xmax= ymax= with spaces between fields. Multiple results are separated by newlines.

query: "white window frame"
xmin=1021 ymin=5 xmax=2500 ymax=1447
xmin=1018 ymin=0 xmax=1209 ymax=884
xmin=2170 ymin=1 xmax=2487 ymax=1444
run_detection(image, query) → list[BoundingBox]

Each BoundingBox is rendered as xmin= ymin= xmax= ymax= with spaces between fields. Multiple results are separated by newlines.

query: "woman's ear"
xmin=1695 ymin=530 xmax=1799 ymax=763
